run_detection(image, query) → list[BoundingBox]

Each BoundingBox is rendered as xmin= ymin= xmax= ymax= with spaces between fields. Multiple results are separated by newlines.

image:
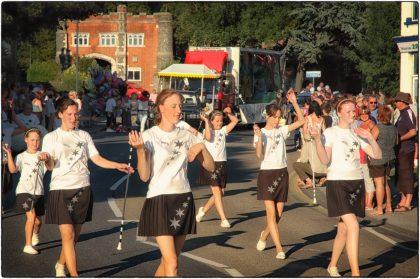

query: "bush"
xmin=49 ymin=64 xmax=90 ymax=92
xmin=26 ymin=60 xmax=60 ymax=82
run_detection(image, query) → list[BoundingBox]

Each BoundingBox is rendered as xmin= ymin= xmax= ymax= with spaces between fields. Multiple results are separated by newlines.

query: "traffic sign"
xmin=306 ymin=71 xmax=321 ymax=78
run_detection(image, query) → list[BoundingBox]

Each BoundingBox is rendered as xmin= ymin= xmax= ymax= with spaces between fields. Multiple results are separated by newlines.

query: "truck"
xmin=158 ymin=46 xmax=285 ymax=124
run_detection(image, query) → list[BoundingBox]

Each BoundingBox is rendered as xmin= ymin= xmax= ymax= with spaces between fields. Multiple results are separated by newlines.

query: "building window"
xmin=128 ymin=33 xmax=144 ymax=47
xmin=127 ymin=68 xmax=142 ymax=81
xmin=414 ymin=2 xmax=419 ymax=21
xmin=72 ymin=33 xmax=89 ymax=46
xmin=414 ymin=52 xmax=419 ymax=75
xmin=100 ymin=33 xmax=116 ymax=46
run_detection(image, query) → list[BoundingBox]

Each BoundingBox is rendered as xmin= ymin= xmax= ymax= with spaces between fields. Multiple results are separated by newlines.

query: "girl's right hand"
xmin=2 ymin=143 xmax=11 ymax=154
xmin=128 ymin=131 xmax=144 ymax=149
xmin=253 ymin=123 xmax=261 ymax=137
xmin=308 ymin=124 xmax=321 ymax=140
xmin=199 ymin=111 xmax=207 ymax=121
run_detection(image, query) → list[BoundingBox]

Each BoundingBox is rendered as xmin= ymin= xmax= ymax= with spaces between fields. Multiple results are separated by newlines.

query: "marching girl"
xmin=41 ymin=98 xmax=131 ymax=277
xmin=128 ymin=89 xmax=214 ymax=277
xmin=309 ymin=99 xmax=381 ymax=277
xmin=195 ymin=106 xmax=239 ymax=228
xmin=2 ymin=128 xmax=50 ymax=255
xmin=253 ymin=88 xmax=305 ymax=259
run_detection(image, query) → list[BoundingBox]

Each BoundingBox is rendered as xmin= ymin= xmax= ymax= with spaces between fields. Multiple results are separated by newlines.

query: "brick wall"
xmin=60 ymin=7 xmax=172 ymax=92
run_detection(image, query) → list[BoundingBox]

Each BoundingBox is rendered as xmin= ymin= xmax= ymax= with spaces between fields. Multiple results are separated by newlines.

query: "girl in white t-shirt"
xmin=41 ymin=99 xmax=131 ymax=277
xmin=253 ymin=89 xmax=305 ymax=260
xmin=3 ymin=128 xmax=50 ymax=255
xmin=309 ymin=99 xmax=382 ymax=277
xmin=195 ymin=106 xmax=239 ymax=228
xmin=128 ymin=89 xmax=214 ymax=277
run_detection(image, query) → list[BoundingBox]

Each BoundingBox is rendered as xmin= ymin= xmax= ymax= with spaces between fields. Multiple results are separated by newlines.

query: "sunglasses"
xmin=369 ymin=102 xmax=377 ymax=104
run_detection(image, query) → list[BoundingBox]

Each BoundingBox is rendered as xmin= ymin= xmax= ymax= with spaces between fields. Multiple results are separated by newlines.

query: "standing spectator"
xmin=310 ymin=99 xmax=382 ymax=277
xmin=17 ymin=102 xmax=41 ymax=127
xmin=128 ymin=89 xmax=214 ymax=276
xmin=253 ymin=88 xmax=305 ymax=260
xmin=68 ymin=91 xmax=82 ymax=113
xmin=321 ymin=102 xmax=333 ymax=129
xmin=368 ymin=106 xmax=397 ymax=215
xmin=357 ymin=106 xmax=379 ymax=211
xmin=367 ymin=95 xmax=379 ymax=123
xmin=44 ymin=89 xmax=56 ymax=132
xmin=41 ymin=99 xmax=131 ymax=277
xmin=105 ymin=95 xmax=117 ymax=132
xmin=31 ymin=88 xmax=44 ymax=124
xmin=394 ymin=92 xmax=417 ymax=212
xmin=138 ymin=91 xmax=150 ymax=132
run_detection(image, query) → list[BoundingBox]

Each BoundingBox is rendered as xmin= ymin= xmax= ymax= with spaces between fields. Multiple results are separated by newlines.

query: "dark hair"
xmin=55 ymin=98 xmax=77 ymax=118
xmin=321 ymin=102 xmax=331 ymax=114
xmin=309 ymin=101 xmax=322 ymax=117
xmin=359 ymin=105 xmax=370 ymax=115
xmin=154 ymin=88 xmax=184 ymax=125
xmin=377 ymin=105 xmax=392 ymax=124
xmin=265 ymin=103 xmax=281 ymax=117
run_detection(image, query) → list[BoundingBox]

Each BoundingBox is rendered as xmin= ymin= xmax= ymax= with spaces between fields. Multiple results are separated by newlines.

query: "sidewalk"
xmin=291 ymin=156 xmax=418 ymax=235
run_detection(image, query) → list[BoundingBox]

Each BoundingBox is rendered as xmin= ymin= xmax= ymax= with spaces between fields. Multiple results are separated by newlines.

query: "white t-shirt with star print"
xmin=323 ymin=126 xmax=368 ymax=180
xmin=142 ymin=126 xmax=199 ymax=198
xmin=203 ymin=126 xmax=228 ymax=162
xmin=42 ymin=128 xmax=99 ymax=190
xmin=15 ymin=151 xmax=46 ymax=195
xmin=253 ymin=125 xmax=290 ymax=170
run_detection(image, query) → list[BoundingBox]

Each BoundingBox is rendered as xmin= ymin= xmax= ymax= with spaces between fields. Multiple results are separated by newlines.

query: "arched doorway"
xmin=84 ymin=53 xmax=117 ymax=73
xmin=95 ymin=58 xmax=111 ymax=70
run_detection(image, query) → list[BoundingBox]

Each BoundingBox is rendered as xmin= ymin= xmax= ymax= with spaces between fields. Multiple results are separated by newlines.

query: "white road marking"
xmin=108 ymin=175 xmax=244 ymax=277
xmin=362 ymin=227 xmax=417 ymax=253
xmin=107 ymin=219 xmax=138 ymax=222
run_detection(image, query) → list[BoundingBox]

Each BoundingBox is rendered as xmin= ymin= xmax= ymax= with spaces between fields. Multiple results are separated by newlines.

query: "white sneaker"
xmin=220 ymin=219 xmax=231 ymax=228
xmin=23 ymin=245 xmax=39 ymax=255
xmin=327 ymin=266 xmax=341 ymax=277
xmin=256 ymin=231 xmax=266 ymax=251
xmin=106 ymin=128 xmax=115 ymax=132
xmin=195 ymin=207 xmax=205 ymax=222
xmin=55 ymin=262 xmax=66 ymax=277
xmin=32 ymin=233 xmax=39 ymax=246
xmin=276 ymin=251 xmax=286 ymax=259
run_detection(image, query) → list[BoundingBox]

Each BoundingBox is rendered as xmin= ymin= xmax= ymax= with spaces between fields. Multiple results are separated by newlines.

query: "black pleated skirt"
xmin=198 ymin=161 xmax=227 ymax=188
xmin=326 ymin=180 xmax=365 ymax=218
xmin=257 ymin=168 xmax=289 ymax=202
xmin=14 ymin=193 xmax=45 ymax=216
xmin=137 ymin=192 xmax=196 ymax=237
xmin=45 ymin=186 xmax=93 ymax=225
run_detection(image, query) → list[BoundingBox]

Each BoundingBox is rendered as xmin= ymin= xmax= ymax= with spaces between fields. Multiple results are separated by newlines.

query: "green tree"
xmin=50 ymin=64 xmax=90 ymax=92
xmin=26 ymin=60 xmax=60 ymax=83
xmin=283 ymin=2 xmax=366 ymax=92
xmin=343 ymin=2 xmax=400 ymax=96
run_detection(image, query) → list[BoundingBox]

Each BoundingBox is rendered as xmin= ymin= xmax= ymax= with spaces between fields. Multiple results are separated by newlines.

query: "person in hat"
xmin=393 ymin=92 xmax=417 ymax=212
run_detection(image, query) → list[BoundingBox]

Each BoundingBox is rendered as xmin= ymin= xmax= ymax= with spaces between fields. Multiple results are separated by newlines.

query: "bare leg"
xmin=264 ymin=200 xmax=283 ymax=253
xmin=24 ymin=210 xmax=36 ymax=246
xmin=58 ymin=224 xmax=82 ymax=277
xmin=209 ymin=186 xmax=227 ymax=220
xmin=33 ymin=216 xmax=42 ymax=234
xmin=329 ymin=219 xmax=347 ymax=269
xmin=373 ymin=176 xmax=385 ymax=214
xmin=341 ymin=213 xmax=360 ymax=276
xmin=384 ymin=178 xmax=392 ymax=211
xmin=404 ymin=193 xmax=413 ymax=209
xmin=155 ymin=235 xmax=186 ymax=277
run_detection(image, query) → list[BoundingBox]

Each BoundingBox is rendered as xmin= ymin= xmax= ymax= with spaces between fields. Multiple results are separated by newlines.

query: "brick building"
xmin=55 ymin=5 xmax=173 ymax=92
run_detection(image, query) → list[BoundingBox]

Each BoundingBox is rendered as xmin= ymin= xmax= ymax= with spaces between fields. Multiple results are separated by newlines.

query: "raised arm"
xmin=128 ymin=130 xmax=150 ymax=182
xmin=253 ymin=124 xmax=263 ymax=159
xmin=2 ymin=144 xmax=17 ymax=173
xmin=287 ymin=89 xmax=305 ymax=132
xmin=354 ymin=127 xmax=382 ymax=160
xmin=188 ymin=143 xmax=215 ymax=172
xmin=200 ymin=112 xmax=212 ymax=141
xmin=223 ymin=106 xmax=239 ymax=134
xmin=309 ymin=125 xmax=331 ymax=165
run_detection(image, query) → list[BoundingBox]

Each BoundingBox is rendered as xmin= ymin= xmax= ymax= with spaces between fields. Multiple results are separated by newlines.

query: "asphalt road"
xmin=1 ymin=128 xmax=418 ymax=277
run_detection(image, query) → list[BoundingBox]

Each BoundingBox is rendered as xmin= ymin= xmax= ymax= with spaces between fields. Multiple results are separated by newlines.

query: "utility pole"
xmin=76 ymin=20 xmax=79 ymax=92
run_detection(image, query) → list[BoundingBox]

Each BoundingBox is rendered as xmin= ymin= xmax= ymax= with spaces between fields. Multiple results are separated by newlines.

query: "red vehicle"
xmin=126 ymin=82 xmax=148 ymax=101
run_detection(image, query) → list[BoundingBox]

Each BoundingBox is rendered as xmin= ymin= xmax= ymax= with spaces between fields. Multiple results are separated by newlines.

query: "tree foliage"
xmin=49 ymin=64 xmax=90 ymax=92
xmin=343 ymin=2 xmax=400 ymax=95
xmin=26 ymin=60 xmax=60 ymax=83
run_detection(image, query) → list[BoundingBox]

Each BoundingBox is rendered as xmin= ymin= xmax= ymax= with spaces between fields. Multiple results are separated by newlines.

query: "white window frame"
xmin=127 ymin=68 xmax=142 ymax=81
xmin=72 ymin=33 xmax=90 ymax=46
xmin=412 ymin=75 xmax=418 ymax=105
xmin=127 ymin=33 xmax=145 ymax=47
xmin=99 ymin=33 xmax=116 ymax=47
xmin=413 ymin=2 xmax=419 ymax=21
